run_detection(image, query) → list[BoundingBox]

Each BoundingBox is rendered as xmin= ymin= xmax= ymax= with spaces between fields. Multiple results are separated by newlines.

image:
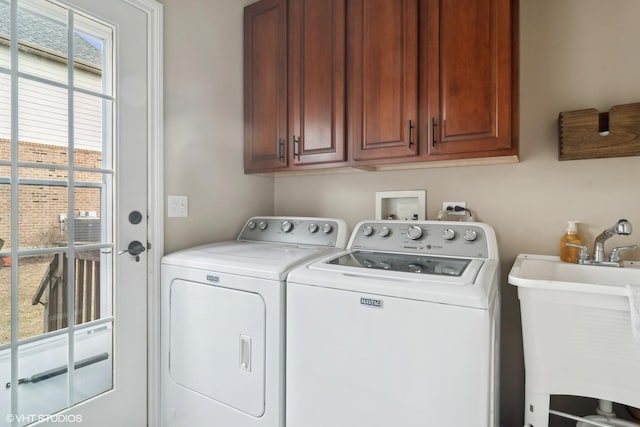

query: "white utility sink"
xmin=509 ymin=253 xmax=640 ymax=296
xmin=509 ymin=254 xmax=640 ymax=427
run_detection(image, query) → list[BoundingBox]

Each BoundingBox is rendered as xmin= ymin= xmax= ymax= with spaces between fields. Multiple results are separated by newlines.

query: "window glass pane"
xmin=17 ymin=0 xmax=69 ymax=85
xmin=0 ymin=0 xmax=10 ymax=69
xmin=73 ymin=12 xmax=112 ymax=96
xmin=17 ymin=334 xmax=69 ymax=418
xmin=0 ymin=248 xmax=9 ymax=348
xmin=18 ymin=77 xmax=69 ymax=165
xmin=74 ymin=92 xmax=108 ymax=166
xmin=72 ymin=322 xmax=113 ymax=405
xmin=72 ymin=249 xmax=103 ymax=326
xmin=0 ymin=73 xmax=9 ymax=158
xmin=0 ymin=177 xmax=9 ymax=253
xmin=18 ymin=177 xmax=68 ymax=249
xmin=74 ymin=171 xmax=108 ymax=246
xmin=17 ymin=254 xmax=49 ymax=341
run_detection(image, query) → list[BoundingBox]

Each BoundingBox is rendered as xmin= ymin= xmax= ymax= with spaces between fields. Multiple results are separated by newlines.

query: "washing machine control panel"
xmin=350 ymin=221 xmax=489 ymax=259
xmin=239 ymin=217 xmax=348 ymax=248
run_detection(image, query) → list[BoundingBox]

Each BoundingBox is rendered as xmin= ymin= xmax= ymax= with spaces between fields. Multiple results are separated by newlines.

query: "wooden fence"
xmin=32 ymin=251 xmax=101 ymax=332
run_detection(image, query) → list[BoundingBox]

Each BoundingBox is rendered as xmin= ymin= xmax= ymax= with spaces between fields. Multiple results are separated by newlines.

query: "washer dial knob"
xmin=362 ymin=225 xmax=374 ymax=236
xmin=378 ymin=226 xmax=391 ymax=237
xmin=442 ymin=228 xmax=456 ymax=241
xmin=463 ymin=229 xmax=478 ymax=241
xmin=247 ymin=220 xmax=257 ymax=230
xmin=280 ymin=220 xmax=293 ymax=233
xmin=322 ymin=223 xmax=333 ymax=234
xmin=308 ymin=223 xmax=319 ymax=233
xmin=407 ymin=225 xmax=423 ymax=240
xmin=258 ymin=221 xmax=268 ymax=230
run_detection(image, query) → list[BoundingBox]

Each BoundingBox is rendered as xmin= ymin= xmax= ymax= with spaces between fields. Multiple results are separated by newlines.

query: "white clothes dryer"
xmin=160 ymin=217 xmax=348 ymax=427
xmin=286 ymin=220 xmax=501 ymax=427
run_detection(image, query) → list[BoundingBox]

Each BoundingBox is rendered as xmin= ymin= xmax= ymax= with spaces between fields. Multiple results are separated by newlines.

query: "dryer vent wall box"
xmin=375 ymin=190 xmax=426 ymax=220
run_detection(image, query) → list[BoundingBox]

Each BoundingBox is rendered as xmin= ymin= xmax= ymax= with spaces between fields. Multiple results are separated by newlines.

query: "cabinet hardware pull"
xmin=408 ymin=120 xmax=414 ymax=148
xmin=293 ymin=135 xmax=300 ymax=160
xmin=277 ymin=138 xmax=284 ymax=162
xmin=431 ymin=117 xmax=437 ymax=147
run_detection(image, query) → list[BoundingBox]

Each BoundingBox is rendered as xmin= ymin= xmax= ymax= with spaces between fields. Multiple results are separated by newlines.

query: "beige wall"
xmin=162 ymin=0 xmax=640 ymax=425
xmin=273 ymin=1 xmax=640 ymax=425
xmin=161 ymin=0 xmax=274 ymax=254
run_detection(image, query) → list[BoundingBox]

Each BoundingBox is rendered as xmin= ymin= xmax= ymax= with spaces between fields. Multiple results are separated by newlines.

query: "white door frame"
xmin=132 ymin=0 xmax=164 ymax=425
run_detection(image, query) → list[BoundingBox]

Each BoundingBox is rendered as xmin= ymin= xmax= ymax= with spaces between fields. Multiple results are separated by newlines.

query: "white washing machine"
xmin=286 ymin=220 xmax=501 ymax=427
xmin=160 ymin=216 xmax=348 ymax=427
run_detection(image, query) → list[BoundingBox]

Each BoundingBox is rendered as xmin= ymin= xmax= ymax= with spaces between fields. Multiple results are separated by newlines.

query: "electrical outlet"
xmin=442 ymin=202 xmax=466 ymax=215
xmin=168 ymin=195 xmax=188 ymax=218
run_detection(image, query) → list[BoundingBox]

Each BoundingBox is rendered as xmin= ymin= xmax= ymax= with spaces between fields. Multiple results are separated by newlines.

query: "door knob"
xmin=118 ymin=240 xmax=146 ymax=261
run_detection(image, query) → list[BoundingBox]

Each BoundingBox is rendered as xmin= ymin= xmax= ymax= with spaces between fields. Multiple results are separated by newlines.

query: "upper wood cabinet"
xmin=289 ymin=0 xmax=348 ymax=168
xmin=422 ymin=0 xmax=517 ymax=160
xmin=347 ymin=0 xmax=419 ymax=163
xmin=244 ymin=0 xmax=288 ymax=173
xmin=243 ymin=0 xmax=518 ymax=174
xmin=244 ymin=0 xmax=347 ymax=173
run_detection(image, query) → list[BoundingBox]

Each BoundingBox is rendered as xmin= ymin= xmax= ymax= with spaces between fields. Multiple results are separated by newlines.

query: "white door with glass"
xmin=0 ymin=0 xmax=158 ymax=425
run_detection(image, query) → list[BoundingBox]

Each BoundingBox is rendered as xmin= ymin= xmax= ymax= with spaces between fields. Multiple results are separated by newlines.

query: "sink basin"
xmin=509 ymin=254 xmax=640 ymax=296
xmin=509 ymin=254 xmax=640 ymax=426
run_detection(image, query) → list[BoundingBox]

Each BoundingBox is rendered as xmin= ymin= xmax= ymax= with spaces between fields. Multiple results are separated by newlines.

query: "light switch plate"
xmin=168 ymin=195 xmax=188 ymax=218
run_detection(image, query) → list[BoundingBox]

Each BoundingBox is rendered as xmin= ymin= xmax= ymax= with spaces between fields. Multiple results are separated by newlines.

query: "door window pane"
xmin=17 ymin=334 xmax=70 ymax=419
xmin=18 ymin=77 xmax=69 ymax=165
xmin=74 ymin=171 xmax=108 ymax=246
xmin=16 ymin=0 xmax=69 ymax=86
xmin=0 ymin=73 xmax=9 ymax=158
xmin=0 ymin=239 xmax=10 ymax=347
xmin=0 ymin=0 xmax=10 ymax=69
xmin=18 ymin=181 xmax=67 ymax=250
xmin=0 ymin=179 xmax=9 ymax=257
xmin=17 ymin=255 xmax=49 ymax=341
xmin=74 ymin=92 xmax=109 ymax=166
xmin=73 ymin=13 xmax=112 ymax=96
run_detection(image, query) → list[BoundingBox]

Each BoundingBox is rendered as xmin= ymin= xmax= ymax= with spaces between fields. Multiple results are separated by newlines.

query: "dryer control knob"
xmin=407 ymin=225 xmax=423 ymax=240
xmin=362 ymin=225 xmax=374 ymax=236
xmin=442 ymin=228 xmax=456 ymax=241
xmin=247 ymin=220 xmax=257 ymax=230
xmin=308 ymin=223 xmax=319 ymax=233
xmin=281 ymin=221 xmax=293 ymax=233
xmin=321 ymin=223 xmax=333 ymax=234
xmin=378 ymin=226 xmax=391 ymax=237
xmin=463 ymin=229 xmax=478 ymax=241
xmin=258 ymin=221 xmax=268 ymax=230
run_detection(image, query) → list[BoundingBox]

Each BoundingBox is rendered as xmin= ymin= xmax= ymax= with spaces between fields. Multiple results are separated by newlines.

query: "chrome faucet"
xmin=593 ymin=219 xmax=632 ymax=263
xmin=565 ymin=219 xmax=637 ymax=267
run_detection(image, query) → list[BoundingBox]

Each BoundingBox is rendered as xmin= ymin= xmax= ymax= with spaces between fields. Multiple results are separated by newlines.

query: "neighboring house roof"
xmin=0 ymin=1 xmax=101 ymax=67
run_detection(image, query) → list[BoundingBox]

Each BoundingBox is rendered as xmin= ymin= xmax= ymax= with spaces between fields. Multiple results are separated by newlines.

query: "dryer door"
xmin=169 ymin=279 xmax=266 ymax=417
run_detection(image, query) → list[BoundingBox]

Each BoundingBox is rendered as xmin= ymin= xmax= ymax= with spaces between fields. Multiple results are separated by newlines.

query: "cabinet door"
xmin=348 ymin=0 xmax=419 ymax=163
xmin=424 ymin=0 xmax=516 ymax=157
xmin=244 ymin=0 xmax=288 ymax=172
xmin=289 ymin=0 xmax=347 ymax=167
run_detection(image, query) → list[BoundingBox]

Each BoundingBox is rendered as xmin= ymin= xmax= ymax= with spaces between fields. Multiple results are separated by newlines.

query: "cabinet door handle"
xmin=293 ymin=135 xmax=300 ymax=160
xmin=431 ymin=117 xmax=437 ymax=147
xmin=407 ymin=120 xmax=414 ymax=148
xmin=277 ymin=138 xmax=284 ymax=162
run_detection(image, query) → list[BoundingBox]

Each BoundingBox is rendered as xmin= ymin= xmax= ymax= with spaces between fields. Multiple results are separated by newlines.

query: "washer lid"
xmin=288 ymin=251 xmax=497 ymax=309
xmin=328 ymin=251 xmax=472 ymax=277
xmin=162 ymin=241 xmax=343 ymax=281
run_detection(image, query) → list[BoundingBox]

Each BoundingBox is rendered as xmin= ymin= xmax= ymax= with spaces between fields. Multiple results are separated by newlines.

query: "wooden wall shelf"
xmin=558 ymin=102 xmax=640 ymax=160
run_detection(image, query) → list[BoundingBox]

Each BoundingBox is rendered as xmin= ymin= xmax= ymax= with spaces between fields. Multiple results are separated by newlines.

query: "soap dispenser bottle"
xmin=560 ymin=221 xmax=582 ymax=263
